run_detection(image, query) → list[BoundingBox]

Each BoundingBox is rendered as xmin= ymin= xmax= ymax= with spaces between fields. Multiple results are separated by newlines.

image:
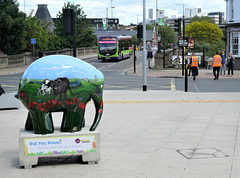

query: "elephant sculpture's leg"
xmin=61 ymin=109 xmax=85 ymax=132
xmin=29 ymin=110 xmax=54 ymax=134
xmin=90 ymin=93 xmax=103 ymax=131
xmin=25 ymin=112 xmax=33 ymax=131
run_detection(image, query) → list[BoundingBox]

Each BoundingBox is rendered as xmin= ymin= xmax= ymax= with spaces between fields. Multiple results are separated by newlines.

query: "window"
xmin=231 ymin=0 xmax=234 ymax=20
xmin=231 ymin=33 xmax=238 ymax=55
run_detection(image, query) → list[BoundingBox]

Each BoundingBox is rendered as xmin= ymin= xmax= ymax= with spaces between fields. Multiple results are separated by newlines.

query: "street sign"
xmin=178 ymin=37 xmax=188 ymax=47
xmin=31 ymin=38 xmax=36 ymax=45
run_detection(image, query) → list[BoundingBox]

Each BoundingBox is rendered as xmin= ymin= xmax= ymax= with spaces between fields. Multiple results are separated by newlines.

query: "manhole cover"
xmin=177 ymin=148 xmax=229 ymax=159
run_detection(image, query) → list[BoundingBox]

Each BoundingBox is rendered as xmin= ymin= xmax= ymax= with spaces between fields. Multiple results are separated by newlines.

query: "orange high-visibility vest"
xmin=212 ymin=55 xmax=221 ymax=67
xmin=191 ymin=56 xmax=198 ymax=67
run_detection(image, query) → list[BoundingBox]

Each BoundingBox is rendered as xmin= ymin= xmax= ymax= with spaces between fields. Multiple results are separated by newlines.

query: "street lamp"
xmin=157 ymin=34 xmax=161 ymax=53
xmin=111 ymin=7 xmax=115 ymax=18
xmin=110 ymin=0 xmax=115 ymax=18
xmin=136 ymin=14 xmax=143 ymax=25
xmin=142 ymin=0 xmax=147 ymax=91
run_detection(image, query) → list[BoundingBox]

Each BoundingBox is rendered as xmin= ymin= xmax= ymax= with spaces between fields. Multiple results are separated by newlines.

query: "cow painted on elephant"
xmin=16 ymin=55 xmax=104 ymax=134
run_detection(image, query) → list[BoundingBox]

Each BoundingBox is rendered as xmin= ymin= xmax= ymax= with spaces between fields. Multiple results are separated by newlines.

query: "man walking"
xmin=147 ymin=48 xmax=153 ymax=69
xmin=212 ymin=51 xmax=222 ymax=80
xmin=190 ymin=53 xmax=199 ymax=80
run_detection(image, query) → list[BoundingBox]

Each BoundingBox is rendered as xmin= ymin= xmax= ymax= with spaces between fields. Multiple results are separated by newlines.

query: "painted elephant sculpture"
xmin=16 ymin=55 xmax=104 ymax=134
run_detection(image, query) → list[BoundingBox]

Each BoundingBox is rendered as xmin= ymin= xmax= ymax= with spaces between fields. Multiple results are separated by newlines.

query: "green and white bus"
xmin=97 ymin=36 xmax=133 ymax=61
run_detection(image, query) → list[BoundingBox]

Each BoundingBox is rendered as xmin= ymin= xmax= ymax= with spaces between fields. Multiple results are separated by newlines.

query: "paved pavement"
xmin=127 ymin=60 xmax=240 ymax=79
xmin=0 ymin=54 xmax=240 ymax=178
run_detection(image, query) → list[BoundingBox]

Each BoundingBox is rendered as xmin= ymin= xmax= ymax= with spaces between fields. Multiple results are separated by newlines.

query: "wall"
xmin=0 ymin=47 xmax=97 ymax=69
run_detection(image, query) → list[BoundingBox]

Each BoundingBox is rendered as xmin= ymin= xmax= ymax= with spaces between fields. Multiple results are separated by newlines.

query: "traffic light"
xmin=137 ymin=25 xmax=143 ymax=39
xmin=174 ymin=18 xmax=181 ymax=36
xmin=63 ymin=9 xmax=73 ymax=34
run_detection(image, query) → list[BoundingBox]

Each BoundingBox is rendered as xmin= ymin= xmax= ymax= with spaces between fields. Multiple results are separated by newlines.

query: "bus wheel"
xmin=102 ymin=59 xmax=105 ymax=62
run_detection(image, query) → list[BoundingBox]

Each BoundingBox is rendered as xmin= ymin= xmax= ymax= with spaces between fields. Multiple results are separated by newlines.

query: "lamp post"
xmin=156 ymin=0 xmax=158 ymax=47
xmin=110 ymin=0 xmax=115 ymax=18
xmin=142 ymin=0 xmax=147 ymax=91
xmin=157 ymin=34 xmax=161 ymax=53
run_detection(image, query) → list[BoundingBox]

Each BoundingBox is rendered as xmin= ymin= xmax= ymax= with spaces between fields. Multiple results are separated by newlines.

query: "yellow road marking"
xmin=2 ymin=84 xmax=17 ymax=88
xmin=102 ymin=100 xmax=240 ymax=104
xmin=171 ymin=78 xmax=176 ymax=91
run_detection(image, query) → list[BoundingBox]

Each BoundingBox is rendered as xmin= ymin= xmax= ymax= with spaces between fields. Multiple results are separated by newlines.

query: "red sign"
xmin=99 ymin=41 xmax=117 ymax=44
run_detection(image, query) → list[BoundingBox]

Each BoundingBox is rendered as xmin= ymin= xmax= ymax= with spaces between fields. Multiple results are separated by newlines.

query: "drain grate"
xmin=176 ymin=148 xmax=229 ymax=159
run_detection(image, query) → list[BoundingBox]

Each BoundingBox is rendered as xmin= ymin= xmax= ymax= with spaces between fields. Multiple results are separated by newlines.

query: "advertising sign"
xmin=102 ymin=18 xmax=107 ymax=30
xmin=158 ymin=10 xmax=164 ymax=26
xmin=178 ymin=37 xmax=189 ymax=47
xmin=24 ymin=135 xmax=96 ymax=156
xmin=188 ymin=37 xmax=195 ymax=48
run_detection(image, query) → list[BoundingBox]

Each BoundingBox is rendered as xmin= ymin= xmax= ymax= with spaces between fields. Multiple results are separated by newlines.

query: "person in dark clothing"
xmin=147 ymin=48 xmax=153 ymax=69
xmin=0 ymin=84 xmax=5 ymax=96
xmin=227 ymin=52 xmax=235 ymax=76
xmin=190 ymin=53 xmax=199 ymax=80
xmin=38 ymin=49 xmax=44 ymax=58
xmin=220 ymin=50 xmax=227 ymax=75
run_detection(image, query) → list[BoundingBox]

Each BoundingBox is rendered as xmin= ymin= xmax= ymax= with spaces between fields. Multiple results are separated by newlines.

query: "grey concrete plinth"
xmin=19 ymin=127 xmax=100 ymax=168
xmin=0 ymin=93 xmax=21 ymax=109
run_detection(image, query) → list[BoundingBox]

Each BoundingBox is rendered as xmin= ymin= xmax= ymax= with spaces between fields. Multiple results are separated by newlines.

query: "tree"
xmin=190 ymin=15 xmax=215 ymax=24
xmin=24 ymin=10 xmax=49 ymax=52
xmin=0 ymin=0 xmax=26 ymax=55
xmin=158 ymin=25 xmax=177 ymax=49
xmin=185 ymin=21 xmax=223 ymax=44
xmin=189 ymin=40 xmax=225 ymax=57
xmin=53 ymin=2 xmax=97 ymax=49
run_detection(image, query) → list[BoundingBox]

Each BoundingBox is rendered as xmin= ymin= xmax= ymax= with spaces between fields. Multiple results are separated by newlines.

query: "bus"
xmin=97 ymin=36 xmax=133 ymax=61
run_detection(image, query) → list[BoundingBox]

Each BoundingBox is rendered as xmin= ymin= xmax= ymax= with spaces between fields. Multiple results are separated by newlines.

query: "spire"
xmin=35 ymin=4 xmax=55 ymax=31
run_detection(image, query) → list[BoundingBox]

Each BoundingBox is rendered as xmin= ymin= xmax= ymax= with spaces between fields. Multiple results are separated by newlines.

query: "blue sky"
xmin=18 ymin=0 xmax=226 ymax=25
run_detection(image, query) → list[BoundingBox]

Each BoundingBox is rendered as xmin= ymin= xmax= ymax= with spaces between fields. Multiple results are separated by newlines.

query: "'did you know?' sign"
xmin=24 ymin=135 xmax=96 ymax=156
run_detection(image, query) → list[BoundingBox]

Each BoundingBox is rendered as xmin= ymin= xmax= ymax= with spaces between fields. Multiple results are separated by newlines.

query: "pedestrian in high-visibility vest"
xmin=190 ymin=53 xmax=199 ymax=80
xmin=212 ymin=51 xmax=222 ymax=80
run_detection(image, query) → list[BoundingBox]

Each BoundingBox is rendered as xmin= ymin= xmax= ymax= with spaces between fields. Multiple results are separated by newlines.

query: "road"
xmin=0 ymin=54 xmax=240 ymax=92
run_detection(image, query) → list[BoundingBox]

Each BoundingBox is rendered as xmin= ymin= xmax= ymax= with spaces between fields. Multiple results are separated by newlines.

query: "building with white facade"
xmin=208 ymin=12 xmax=225 ymax=25
xmin=225 ymin=0 xmax=240 ymax=69
xmin=185 ymin=8 xmax=201 ymax=17
xmin=148 ymin=8 xmax=153 ymax=19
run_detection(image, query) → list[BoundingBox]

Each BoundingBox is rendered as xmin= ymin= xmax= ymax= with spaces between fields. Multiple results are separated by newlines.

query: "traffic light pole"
xmin=73 ymin=6 xmax=76 ymax=57
xmin=183 ymin=15 xmax=188 ymax=92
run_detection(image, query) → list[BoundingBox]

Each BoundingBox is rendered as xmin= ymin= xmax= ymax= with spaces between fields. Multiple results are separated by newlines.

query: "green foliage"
xmin=186 ymin=21 xmax=223 ymax=44
xmin=158 ymin=25 xmax=177 ymax=49
xmin=186 ymin=20 xmax=225 ymax=56
xmin=190 ymin=15 xmax=215 ymax=24
xmin=132 ymin=34 xmax=138 ymax=44
xmin=188 ymin=40 xmax=225 ymax=57
xmin=24 ymin=10 xmax=49 ymax=51
xmin=0 ymin=0 xmax=26 ymax=55
xmin=53 ymin=2 xmax=97 ymax=48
